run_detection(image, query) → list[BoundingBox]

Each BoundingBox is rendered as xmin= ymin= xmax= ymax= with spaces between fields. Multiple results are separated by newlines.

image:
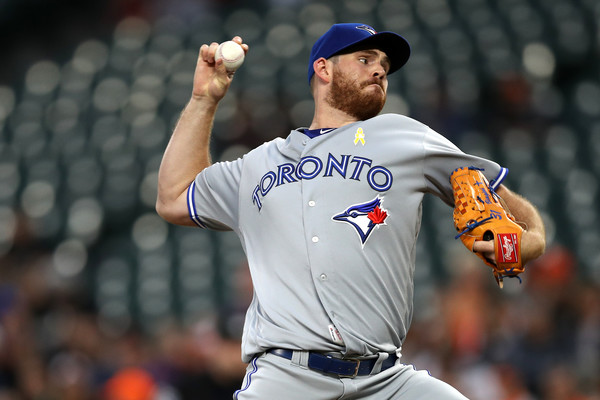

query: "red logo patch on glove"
xmin=497 ymin=233 xmax=519 ymax=264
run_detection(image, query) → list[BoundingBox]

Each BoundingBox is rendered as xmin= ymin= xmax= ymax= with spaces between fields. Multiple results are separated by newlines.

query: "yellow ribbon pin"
xmin=354 ymin=127 xmax=365 ymax=145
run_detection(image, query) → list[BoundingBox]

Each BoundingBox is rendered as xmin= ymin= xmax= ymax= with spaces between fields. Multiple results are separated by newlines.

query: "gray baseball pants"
xmin=233 ymin=351 xmax=469 ymax=399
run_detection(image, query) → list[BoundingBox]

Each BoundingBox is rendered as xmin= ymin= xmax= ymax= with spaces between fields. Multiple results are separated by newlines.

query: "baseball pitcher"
xmin=156 ymin=23 xmax=546 ymax=399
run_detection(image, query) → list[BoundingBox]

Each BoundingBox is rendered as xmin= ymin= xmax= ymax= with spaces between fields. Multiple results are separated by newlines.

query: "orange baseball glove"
xmin=450 ymin=167 xmax=525 ymax=288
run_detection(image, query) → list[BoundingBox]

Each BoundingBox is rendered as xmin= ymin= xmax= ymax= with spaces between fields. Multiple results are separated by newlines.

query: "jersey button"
xmin=319 ymin=273 xmax=327 ymax=281
xmin=312 ymin=236 xmax=319 ymax=243
xmin=308 ymin=200 xmax=316 ymax=207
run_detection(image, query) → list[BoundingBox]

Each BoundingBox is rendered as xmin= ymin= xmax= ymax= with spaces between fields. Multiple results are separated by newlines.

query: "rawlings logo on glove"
xmin=498 ymin=233 xmax=518 ymax=263
xmin=450 ymin=167 xmax=525 ymax=288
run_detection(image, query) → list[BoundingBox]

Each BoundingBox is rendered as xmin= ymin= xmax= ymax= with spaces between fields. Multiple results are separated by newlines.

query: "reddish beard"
xmin=325 ymin=66 xmax=386 ymax=121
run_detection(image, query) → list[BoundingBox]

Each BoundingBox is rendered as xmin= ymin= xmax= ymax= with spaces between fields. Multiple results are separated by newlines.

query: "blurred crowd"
xmin=0 ymin=233 xmax=249 ymax=400
xmin=1 ymin=234 xmax=599 ymax=399
xmin=405 ymin=244 xmax=600 ymax=400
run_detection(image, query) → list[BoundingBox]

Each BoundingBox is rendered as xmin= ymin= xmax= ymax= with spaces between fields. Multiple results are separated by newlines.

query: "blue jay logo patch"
xmin=356 ymin=25 xmax=377 ymax=35
xmin=332 ymin=196 xmax=388 ymax=246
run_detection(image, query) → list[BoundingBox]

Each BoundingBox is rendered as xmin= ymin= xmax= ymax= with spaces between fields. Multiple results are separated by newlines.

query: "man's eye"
xmin=359 ymin=58 xmax=368 ymax=64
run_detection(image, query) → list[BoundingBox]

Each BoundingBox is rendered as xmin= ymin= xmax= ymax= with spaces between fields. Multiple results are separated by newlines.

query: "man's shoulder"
xmin=370 ymin=113 xmax=429 ymax=131
xmin=242 ymin=137 xmax=286 ymax=160
xmin=248 ymin=136 xmax=284 ymax=150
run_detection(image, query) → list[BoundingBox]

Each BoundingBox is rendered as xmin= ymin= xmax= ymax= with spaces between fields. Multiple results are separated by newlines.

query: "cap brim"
xmin=332 ymin=32 xmax=411 ymax=75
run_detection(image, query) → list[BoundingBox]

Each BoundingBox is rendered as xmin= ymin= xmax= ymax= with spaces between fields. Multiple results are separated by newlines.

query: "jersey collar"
xmin=302 ymin=127 xmax=336 ymax=139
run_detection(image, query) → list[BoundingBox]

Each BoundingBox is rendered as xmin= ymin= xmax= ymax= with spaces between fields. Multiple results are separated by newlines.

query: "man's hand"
xmin=193 ymin=36 xmax=249 ymax=102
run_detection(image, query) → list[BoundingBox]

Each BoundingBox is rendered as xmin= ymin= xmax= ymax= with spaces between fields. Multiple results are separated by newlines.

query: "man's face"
xmin=325 ymin=49 xmax=389 ymax=121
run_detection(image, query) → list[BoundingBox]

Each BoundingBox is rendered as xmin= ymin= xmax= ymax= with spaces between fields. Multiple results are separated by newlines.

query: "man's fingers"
xmin=472 ymin=240 xmax=494 ymax=253
xmin=473 ymin=239 xmax=496 ymax=264
xmin=199 ymin=42 xmax=220 ymax=63
xmin=231 ymin=36 xmax=250 ymax=53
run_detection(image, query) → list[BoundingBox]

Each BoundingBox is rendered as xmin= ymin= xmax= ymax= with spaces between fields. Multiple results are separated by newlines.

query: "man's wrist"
xmin=186 ymin=95 xmax=221 ymax=118
xmin=521 ymin=230 xmax=546 ymax=265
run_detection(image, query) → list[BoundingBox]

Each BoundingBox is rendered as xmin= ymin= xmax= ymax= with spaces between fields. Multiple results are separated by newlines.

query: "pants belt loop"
xmin=291 ymin=350 xmax=310 ymax=369
xmin=370 ymin=352 xmax=389 ymax=375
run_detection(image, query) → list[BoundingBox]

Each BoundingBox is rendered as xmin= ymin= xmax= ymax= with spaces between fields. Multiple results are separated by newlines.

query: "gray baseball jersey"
xmin=187 ymin=113 xmax=506 ymax=363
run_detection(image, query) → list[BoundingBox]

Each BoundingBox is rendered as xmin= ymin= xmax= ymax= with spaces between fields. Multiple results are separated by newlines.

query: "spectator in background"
xmin=102 ymin=367 xmax=157 ymax=400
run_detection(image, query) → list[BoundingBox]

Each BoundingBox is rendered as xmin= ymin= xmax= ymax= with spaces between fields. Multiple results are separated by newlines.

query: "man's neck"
xmin=309 ymin=107 xmax=358 ymax=130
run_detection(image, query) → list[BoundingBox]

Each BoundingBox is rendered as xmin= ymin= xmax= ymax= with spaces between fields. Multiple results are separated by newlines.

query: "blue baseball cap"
xmin=308 ymin=23 xmax=411 ymax=84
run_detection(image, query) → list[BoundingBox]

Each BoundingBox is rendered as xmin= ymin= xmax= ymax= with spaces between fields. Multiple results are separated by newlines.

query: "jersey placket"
xmin=298 ymin=136 xmax=347 ymax=347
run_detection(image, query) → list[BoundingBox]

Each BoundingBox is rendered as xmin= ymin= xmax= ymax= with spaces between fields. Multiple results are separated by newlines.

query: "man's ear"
xmin=312 ymin=57 xmax=332 ymax=84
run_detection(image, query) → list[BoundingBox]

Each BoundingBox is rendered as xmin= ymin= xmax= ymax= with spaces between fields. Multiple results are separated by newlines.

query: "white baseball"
xmin=215 ymin=41 xmax=245 ymax=72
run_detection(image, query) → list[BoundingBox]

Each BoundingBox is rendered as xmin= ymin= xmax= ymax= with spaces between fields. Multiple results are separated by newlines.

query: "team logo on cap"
xmin=332 ymin=196 xmax=388 ymax=246
xmin=356 ymin=25 xmax=377 ymax=35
